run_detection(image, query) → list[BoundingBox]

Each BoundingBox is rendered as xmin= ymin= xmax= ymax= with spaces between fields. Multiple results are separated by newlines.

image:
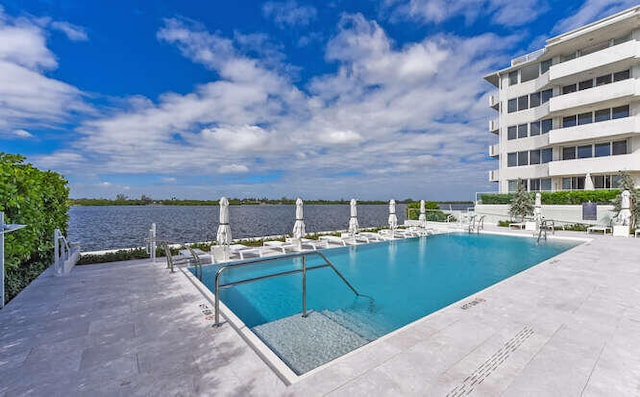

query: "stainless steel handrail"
xmin=213 ymin=250 xmax=373 ymax=326
xmin=537 ymin=219 xmax=554 ymax=243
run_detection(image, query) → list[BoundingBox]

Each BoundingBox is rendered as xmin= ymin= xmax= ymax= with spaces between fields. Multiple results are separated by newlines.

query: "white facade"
xmin=484 ymin=6 xmax=640 ymax=193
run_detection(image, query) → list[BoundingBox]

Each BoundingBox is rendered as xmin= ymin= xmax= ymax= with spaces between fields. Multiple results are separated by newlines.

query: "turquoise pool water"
xmin=195 ymin=233 xmax=579 ymax=374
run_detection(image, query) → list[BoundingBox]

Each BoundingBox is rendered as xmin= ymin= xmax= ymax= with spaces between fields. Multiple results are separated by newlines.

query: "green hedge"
xmin=1 ymin=153 xmax=69 ymax=304
xmin=480 ymin=190 xmax=623 ymax=205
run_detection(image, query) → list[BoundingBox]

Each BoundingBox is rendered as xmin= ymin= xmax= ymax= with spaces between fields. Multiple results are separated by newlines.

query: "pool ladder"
xmin=211 ymin=251 xmax=373 ymax=327
xmin=536 ymin=219 xmax=554 ymax=243
xmin=468 ymin=215 xmax=485 ymax=234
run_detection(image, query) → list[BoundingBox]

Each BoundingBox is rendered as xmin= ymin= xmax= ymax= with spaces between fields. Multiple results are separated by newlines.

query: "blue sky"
xmin=0 ymin=0 xmax=636 ymax=200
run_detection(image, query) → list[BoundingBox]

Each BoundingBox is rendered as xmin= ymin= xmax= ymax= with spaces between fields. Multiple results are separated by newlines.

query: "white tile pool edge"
xmin=179 ymin=231 xmax=590 ymax=386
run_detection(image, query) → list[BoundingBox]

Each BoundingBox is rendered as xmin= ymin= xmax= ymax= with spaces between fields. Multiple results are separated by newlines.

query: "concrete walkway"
xmin=1 ymin=229 xmax=640 ymax=396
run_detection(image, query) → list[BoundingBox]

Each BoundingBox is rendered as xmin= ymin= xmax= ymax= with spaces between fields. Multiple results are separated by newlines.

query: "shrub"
xmin=509 ymin=180 xmax=534 ymax=222
xmin=1 ymin=153 xmax=69 ymax=304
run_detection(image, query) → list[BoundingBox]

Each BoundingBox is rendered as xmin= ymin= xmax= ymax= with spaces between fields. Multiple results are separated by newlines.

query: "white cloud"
xmin=262 ymin=0 xmax=317 ymax=28
xmin=50 ymin=21 xmax=88 ymax=41
xmin=0 ymin=8 xmax=87 ymax=132
xmin=39 ymin=13 xmax=512 ymax=200
xmin=162 ymin=177 xmax=177 ymax=183
xmin=385 ymin=0 xmax=547 ymax=27
xmin=219 ymin=164 xmax=250 ymax=173
xmin=552 ymin=0 xmax=637 ymax=34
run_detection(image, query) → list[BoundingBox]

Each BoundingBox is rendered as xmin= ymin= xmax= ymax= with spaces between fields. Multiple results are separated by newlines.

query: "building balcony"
xmin=489 ymin=169 xmax=499 ymax=182
xmin=489 ymin=119 xmax=499 ymax=134
xmin=489 ymin=144 xmax=500 ymax=157
xmin=548 ymin=116 xmax=640 ymax=145
xmin=549 ymin=40 xmax=638 ymax=86
xmin=489 ymin=94 xmax=499 ymax=110
xmin=548 ymin=153 xmax=640 ymax=176
xmin=549 ymin=79 xmax=639 ymax=115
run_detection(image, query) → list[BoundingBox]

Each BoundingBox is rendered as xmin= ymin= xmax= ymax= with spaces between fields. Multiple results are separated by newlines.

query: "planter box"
xmin=613 ymin=225 xmax=630 ymax=237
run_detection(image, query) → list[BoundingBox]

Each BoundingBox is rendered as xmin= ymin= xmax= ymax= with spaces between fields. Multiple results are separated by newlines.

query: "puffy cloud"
xmin=262 ymin=1 xmax=317 ymax=28
xmin=0 ymin=8 xmax=87 ymax=133
xmin=37 ymin=12 xmax=511 ymax=199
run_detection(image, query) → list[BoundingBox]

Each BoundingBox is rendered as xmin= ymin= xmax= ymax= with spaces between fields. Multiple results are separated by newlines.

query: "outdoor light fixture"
xmin=1 ymin=211 xmax=27 ymax=309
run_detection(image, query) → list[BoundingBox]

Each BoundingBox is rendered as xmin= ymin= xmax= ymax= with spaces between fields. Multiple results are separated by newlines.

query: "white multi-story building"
xmin=485 ymin=6 xmax=640 ymax=193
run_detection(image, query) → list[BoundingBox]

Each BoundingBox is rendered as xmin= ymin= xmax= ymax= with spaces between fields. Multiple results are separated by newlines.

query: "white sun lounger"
xmin=319 ymin=235 xmax=359 ymax=246
xmin=227 ymin=244 xmax=264 ymax=259
xmin=263 ymin=241 xmax=299 ymax=253
xmin=286 ymin=238 xmax=328 ymax=250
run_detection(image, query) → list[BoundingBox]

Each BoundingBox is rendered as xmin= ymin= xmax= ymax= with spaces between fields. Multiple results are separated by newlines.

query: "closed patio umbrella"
xmin=585 ymin=172 xmax=594 ymax=191
xmin=216 ymin=197 xmax=232 ymax=245
xmin=418 ymin=200 xmax=427 ymax=228
xmin=534 ymin=192 xmax=542 ymax=224
xmin=388 ymin=199 xmax=398 ymax=230
xmin=293 ymin=198 xmax=306 ymax=239
xmin=348 ymin=199 xmax=359 ymax=236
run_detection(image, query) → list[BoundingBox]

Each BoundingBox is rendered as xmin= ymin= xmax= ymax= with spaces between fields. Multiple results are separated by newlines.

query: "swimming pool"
xmin=195 ymin=233 xmax=579 ymax=375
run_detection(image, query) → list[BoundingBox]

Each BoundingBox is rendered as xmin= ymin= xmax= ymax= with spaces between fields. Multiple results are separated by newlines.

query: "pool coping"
xmin=179 ymin=230 xmax=591 ymax=386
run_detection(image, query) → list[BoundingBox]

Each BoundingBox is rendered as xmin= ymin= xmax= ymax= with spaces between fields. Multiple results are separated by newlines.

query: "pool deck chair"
xmin=263 ymin=240 xmax=300 ymax=253
xmin=586 ymin=221 xmax=612 ymax=235
xmin=358 ymin=232 xmax=386 ymax=242
xmin=286 ymin=237 xmax=328 ymax=250
xmin=319 ymin=235 xmax=359 ymax=246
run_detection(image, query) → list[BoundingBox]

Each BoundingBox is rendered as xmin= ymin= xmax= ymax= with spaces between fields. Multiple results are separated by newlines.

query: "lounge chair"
xmin=358 ymin=232 xmax=385 ymax=242
xmin=286 ymin=237 xmax=328 ymax=250
xmin=586 ymin=220 xmax=612 ymax=235
xmin=319 ymin=234 xmax=359 ymax=246
xmin=263 ymin=240 xmax=299 ymax=253
xmin=227 ymin=244 xmax=265 ymax=259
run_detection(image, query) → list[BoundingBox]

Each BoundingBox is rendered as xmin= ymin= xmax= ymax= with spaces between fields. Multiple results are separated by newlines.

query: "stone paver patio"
xmin=1 ymin=228 xmax=640 ymax=396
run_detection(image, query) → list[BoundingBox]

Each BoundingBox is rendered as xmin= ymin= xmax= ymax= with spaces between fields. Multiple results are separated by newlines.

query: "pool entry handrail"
xmin=537 ymin=219 xmax=554 ymax=243
xmin=212 ymin=251 xmax=373 ymax=327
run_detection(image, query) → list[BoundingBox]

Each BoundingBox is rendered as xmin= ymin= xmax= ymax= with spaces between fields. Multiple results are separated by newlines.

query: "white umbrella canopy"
xmin=216 ymin=197 xmax=232 ymax=245
xmin=534 ymin=192 xmax=542 ymax=223
xmin=388 ymin=199 xmax=398 ymax=229
xmin=418 ymin=200 xmax=427 ymax=227
xmin=619 ymin=190 xmax=632 ymax=225
xmin=348 ymin=199 xmax=359 ymax=235
xmin=293 ymin=197 xmax=306 ymax=239
xmin=585 ymin=172 xmax=595 ymax=191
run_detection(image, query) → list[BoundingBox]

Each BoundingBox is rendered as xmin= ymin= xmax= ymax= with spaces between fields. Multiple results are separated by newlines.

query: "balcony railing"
xmin=489 ymin=94 xmax=499 ymax=109
xmin=489 ymin=119 xmax=499 ymax=133
xmin=549 ymin=79 xmax=639 ymax=114
xmin=511 ymin=48 xmax=546 ymax=67
xmin=489 ymin=144 xmax=500 ymax=157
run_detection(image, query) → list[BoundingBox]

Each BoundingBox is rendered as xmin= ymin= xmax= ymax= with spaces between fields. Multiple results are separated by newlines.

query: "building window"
xmin=577 ymin=112 xmax=592 ymax=125
xmin=521 ymin=64 xmax=539 ymax=82
xmin=541 ymin=89 xmax=553 ymax=103
xmin=592 ymin=175 xmax=612 ymax=189
xmin=508 ymin=180 xmax=519 ymax=192
xmin=540 ymin=59 xmax=552 ymax=74
xmin=517 ymin=95 xmax=528 ymax=111
xmin=530 ymin=178 xmax=541 ymax=191
xmin=594 ymin=108 xmax=610 ymax=122
xmin=563 ymin=177 xmax=585 ymax=190
xmin=563 ymin=115 xmax=577 ymax=128
xmin=529 ymin=149 xmax=541 ymax=164
xmin=541 ymin=148 xmax=552 ymax=163
xmin=517 ymin=151 xmax=528 ymax=166
xmin=613 ymin=70 xmax=630 ymax=82
xmin=541 ymin=119 xmax=553 ymax=134
xmin=508 ymin=152 xmax=517 ymax=167
xmin=612 ymin=174 xmax=622 ymax=188
xmin=594 ymin=143 xmax=610 ymax=157
xmin=562 ymin=84 xmax=577 ymax=94
xmin=517 ymin=124 xmax=528 ymax=138
xmin=578 ymin=79 xmax=593 ymax=90
xmin=562 ymin=177 xmax=572 ymax=190
xmin=507 ymin=125 xmax=517 ymax=140
xmin=596 ymin=74 xmax=612 ymax=86
xmin=530 ymin=121 xmax=541 ymax=136
xmin=509 ymin=71 xmax=518 ymax=86
xmin=540 ymin=178 xmax=552 ymax=191
xmin=562 ymin=147 xmax=576 ymax=160
xmin=612 ymin=105 xmax=629 ymax=119
xmin=577 ymin=145 xmax=592 ymax=158
xmin=529 ymin=92 xmax=541 ymax=107
xmin=507 ymin=98 xmax=517 ymax=113
xmin=612 ymin=140 xmax=627 ymax=155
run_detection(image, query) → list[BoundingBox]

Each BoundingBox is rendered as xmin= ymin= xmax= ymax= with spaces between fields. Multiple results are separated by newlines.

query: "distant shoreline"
xmin=69 ymin=199 xmax=473 ymax=207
